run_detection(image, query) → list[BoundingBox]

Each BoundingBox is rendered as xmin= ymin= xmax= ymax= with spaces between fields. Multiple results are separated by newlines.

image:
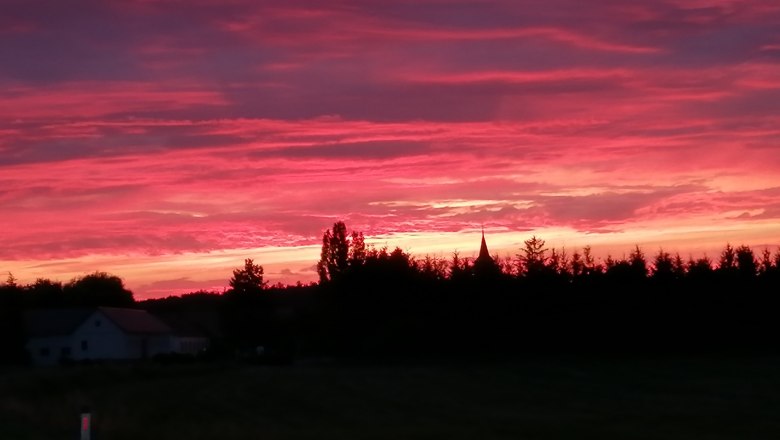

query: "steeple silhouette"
xmin=477 ymin=228 xmax=490 ymax=262
xmin=474 ymin=228 xmax=500 ymax=278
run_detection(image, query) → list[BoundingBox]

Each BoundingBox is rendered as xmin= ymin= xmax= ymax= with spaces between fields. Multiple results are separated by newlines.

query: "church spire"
xmin=477 ymin=227 xmax=490 ymax=261
xmin=474 ymin=228 xmax=500 ymax=278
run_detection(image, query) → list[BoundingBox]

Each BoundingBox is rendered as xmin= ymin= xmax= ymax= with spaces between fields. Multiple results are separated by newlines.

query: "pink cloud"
xmin=0 ymin=82 xmax=228 ymax=120
xmin=2 ymin=0 xmax=780 ymax=296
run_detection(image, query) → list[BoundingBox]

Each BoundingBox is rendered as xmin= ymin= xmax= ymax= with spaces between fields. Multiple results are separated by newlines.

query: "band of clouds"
xmin=1 ymin=0 xmax=779 ymax=296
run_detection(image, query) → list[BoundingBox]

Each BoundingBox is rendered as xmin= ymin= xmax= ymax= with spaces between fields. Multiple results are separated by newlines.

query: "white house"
xmin=25 ymin=307 xmax=209 ymax=366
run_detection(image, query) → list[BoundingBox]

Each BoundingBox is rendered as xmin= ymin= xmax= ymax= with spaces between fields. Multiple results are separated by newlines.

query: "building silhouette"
xmin=473 ymin=229 xmax=500 ymax=278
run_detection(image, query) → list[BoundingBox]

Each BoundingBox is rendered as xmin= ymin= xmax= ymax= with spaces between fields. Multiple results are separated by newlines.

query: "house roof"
xmin=98 ymin=307 xmax=172 ymax=334
xmin=25 ymin=307 xmax=172 ymax=337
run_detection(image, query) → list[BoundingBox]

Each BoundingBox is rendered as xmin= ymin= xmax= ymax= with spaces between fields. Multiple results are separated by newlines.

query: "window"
xmin=40 ymin=347 xmax=50 ymax=357
xmin=81 ymin=340 xmax=88 ymax=351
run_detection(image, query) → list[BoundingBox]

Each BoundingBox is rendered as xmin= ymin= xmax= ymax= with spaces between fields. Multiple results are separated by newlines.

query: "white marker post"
xmin=80 ymin=407 xmax=91 ymax=440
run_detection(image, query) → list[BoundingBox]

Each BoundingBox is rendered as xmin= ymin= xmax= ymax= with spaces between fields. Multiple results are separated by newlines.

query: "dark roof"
xmin=25 ymin=307 xmax=172 ymax=337
xmin=98 ymin=307 xmax=171 ymax=334
xmin=25 ymin=308 xmax=93 ymax=337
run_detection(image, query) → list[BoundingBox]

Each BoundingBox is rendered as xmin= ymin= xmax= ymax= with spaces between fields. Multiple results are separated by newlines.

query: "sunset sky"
xmin=2 ymin=0 xmax=780 ymax=298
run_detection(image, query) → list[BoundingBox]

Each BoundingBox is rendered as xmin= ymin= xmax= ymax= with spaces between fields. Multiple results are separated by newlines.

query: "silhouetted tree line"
xmin=0 ymin=272 xmax=134 ymax=364
xmin=3 ymin=222 xmax=780 ymax=365
xmin=306 ymin=222 xmax=780 ymax=358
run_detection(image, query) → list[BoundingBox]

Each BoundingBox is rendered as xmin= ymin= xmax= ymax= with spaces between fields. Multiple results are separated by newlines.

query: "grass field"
xmin=1 ymin=356 xmax=780 ymax=439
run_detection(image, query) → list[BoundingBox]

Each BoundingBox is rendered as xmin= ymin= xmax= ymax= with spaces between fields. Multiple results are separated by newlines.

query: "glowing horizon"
xmin=2 ymin=0 xmax=780 ymax=298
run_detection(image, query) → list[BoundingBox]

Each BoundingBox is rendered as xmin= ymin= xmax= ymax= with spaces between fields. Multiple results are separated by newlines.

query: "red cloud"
xmin=2 ymin=0 xmax=780 ymax=296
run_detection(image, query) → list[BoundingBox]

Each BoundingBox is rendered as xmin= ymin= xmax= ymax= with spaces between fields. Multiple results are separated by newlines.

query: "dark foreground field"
xmin=1 ymin=356 xmax=779 ymax=439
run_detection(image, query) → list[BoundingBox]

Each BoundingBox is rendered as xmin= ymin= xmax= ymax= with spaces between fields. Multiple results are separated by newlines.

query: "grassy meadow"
xmin=1 ymin=356 xmax=780 ymax=439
